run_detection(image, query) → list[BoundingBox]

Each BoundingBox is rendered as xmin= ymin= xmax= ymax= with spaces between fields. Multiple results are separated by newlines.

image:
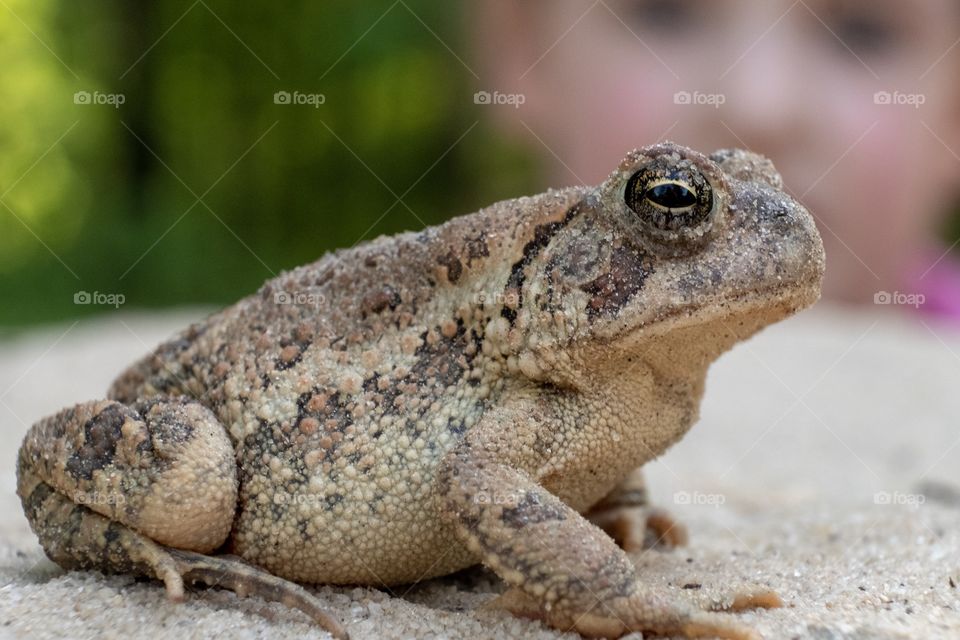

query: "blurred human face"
xmin=478 ymin=0 xmax=960 ymax=304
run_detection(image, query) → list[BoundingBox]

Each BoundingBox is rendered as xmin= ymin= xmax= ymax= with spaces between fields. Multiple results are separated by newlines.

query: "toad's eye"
xmin=624 ymin=159 xmax=715 ymax=236
xmin=646 ymin=182 xmax=697 ymax=209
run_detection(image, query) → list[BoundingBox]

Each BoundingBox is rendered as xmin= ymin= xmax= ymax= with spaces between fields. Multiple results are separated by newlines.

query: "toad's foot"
xmin=166 ymin=548 xmax=349 ymax=639
xmin=483 ymin=586 xmax=760 ymax=639
xmin=585 ymin=468 xmax=688 ymax=551
xmin=708 ymin=589 xmax=783 ymax=613
xmin=588 ymin=505 xmax=689 ymax=551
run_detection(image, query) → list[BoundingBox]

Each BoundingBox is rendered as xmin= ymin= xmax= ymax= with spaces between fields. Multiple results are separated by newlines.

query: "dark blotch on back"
xmin=410 ymin=319 xmax=471 ymax=391
xmin=502 ymin=203 xmax=581 ymax=325
xmin=362 ymin=285 xmax=402 ymax=317
xmin=465 ymin=232 xmax=489 ymax=264
xmin=438 ymin=250 xmax=464 ymax=284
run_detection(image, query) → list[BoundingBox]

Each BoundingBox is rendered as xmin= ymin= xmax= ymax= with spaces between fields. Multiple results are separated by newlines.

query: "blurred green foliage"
xmin=0 ymin=0 xmax=536 ymax=329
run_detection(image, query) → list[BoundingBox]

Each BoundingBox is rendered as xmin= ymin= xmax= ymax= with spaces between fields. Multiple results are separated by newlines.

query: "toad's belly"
xmin=230 ymin=507 xmax=478 ymax=584
xmin=226 ymin=448 xmax=478 ymax=584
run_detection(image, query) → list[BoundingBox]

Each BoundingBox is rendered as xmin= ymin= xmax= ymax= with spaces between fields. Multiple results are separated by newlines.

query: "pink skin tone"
xmin=473 ymin=0 xmax=960 ymax=306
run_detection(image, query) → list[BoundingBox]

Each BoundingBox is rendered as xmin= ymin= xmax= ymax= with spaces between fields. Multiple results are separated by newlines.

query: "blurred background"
xmin=0 ymin=1 xmax=535 ymax=328
xmin=1 ymin=0 xmax=958 ymax=329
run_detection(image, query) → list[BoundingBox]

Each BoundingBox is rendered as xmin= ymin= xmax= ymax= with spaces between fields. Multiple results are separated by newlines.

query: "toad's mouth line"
xmin=688 ymin=281 xmax=820 ymax=319
xmin=606 ymin=280 xmax=823 ymax=345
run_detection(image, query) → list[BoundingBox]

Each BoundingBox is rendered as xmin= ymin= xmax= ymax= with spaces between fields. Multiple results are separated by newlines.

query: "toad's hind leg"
xmin=16 ymin=398 xmax=348 ymax=639
xmin=19 ymin=483 xmax=349 ymax=639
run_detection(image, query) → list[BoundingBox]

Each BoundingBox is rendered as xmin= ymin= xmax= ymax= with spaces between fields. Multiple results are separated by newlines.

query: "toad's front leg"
xmin=437 ymin=445 xmax=759 ymax=639
xmin=17 ymin=397 xmax=347 ymax=639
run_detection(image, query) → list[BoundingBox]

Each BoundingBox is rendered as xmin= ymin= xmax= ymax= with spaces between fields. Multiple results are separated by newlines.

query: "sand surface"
xmin=0 ymin=305 xmax=958 ymax=639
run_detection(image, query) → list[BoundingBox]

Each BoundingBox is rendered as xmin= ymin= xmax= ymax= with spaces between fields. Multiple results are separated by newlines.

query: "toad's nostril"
xmin=710 ymin=148 xmax=783 ymax=190
xmin=763 ymin=202 xmax=790 ymax=219
xmin=731 ymin=182 xmax=798 ymax=224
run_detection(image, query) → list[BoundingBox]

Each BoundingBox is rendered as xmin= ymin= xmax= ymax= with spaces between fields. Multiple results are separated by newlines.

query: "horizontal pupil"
xmin=646 ymin=183 xmax=696 ymax=209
